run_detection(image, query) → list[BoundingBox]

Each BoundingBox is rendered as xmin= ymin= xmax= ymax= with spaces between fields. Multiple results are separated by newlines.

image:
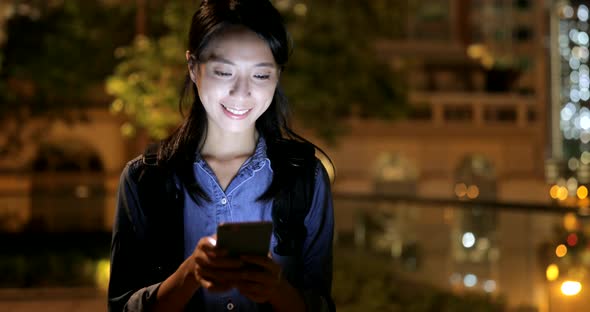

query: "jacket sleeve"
xmin=108 ymin=161 xmax=162 ymax=312
xmin=301 ymin=161 xmax=336 ymax=312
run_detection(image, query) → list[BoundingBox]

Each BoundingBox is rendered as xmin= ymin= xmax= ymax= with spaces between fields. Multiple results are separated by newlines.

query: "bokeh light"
xmin=568 ymin=157 xmax=580 ymax=170
xmin=293 ymin=3 xmax=307 ymax=16
xmin=550 ymin=185 xmax=560 ymax=199
xmin=557 ymin=186 xmax=569 ymax=200
xmin=483 ymin=280 xmax=496 ymax=293
xmin=556 ymin=244 xmax=568 ymax=257
xmin=467 ymin=44 xmax=486 ymax=59
xmin=463 ymin=274 xmax=477 ymax=288
xmin=455 ymin=183 xmax=467 ymax=198
xmin=546 ymin=264 xmax=559 ymax=281
xmin=449 ymin=273 xmax=461 ymax=285
xmin=561 ymin=281 xmax=582 ymax=296
xmin=562 ymin=4 xmax=575 ymax=19
xmin=567 ymin=233 xmax=579 ymax=246
xmin=559 ymin=3 xmax=590 ymax=145
xmin=120 ymin=122 xmax=136 ymax=137
xmin=95 ymin=259 xmax=110 ymax=291
xmin=462 ymin=232 xmax=476 ymax=248
xmin=564 ymin=213 xmax=579 ymax=231
xmin=466 ymin=185 xmax=479 ymax=199
xmin=577 ymin=185 xmax=588 ymax=199
xmin=567 ymin=177 xmax=578 ymax=192
xmin=476 ymin=237 xmax=490 ymax=251
xmin=578 ymin=5 xmax=589 ymax=22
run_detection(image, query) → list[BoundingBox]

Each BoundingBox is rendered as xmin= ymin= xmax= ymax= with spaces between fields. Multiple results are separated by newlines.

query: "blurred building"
xmin=0 ymin=109 xmax=130 ymax=233
xmin=299 ymin=1 xmax=577 ymax=311
xmin=0 ymin=1 xmax=137 ymax=233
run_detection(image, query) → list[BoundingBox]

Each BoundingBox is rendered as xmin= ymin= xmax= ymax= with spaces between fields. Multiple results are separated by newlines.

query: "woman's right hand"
xmin=154 ymin=235 xmax=242 ymax=311
xmin=189 ymin=235 xmax=243 ymax=292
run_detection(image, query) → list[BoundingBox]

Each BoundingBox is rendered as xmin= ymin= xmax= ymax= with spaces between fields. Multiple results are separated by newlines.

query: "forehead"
xmin=202 ymin=26 xmax=276 ymax=65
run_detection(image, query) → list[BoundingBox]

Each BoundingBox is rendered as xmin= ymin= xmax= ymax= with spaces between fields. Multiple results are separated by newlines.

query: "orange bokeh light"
xmin=550 ymin=185 xmax=560 ymax=199
xmin=556 ymin=244 xmax=568 ymax=258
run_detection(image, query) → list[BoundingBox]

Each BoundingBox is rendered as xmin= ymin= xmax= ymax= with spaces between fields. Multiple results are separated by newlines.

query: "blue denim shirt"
xmin=108 ymin=138 xmax=334 ymax=311
xmin=182 ymin=138 xmax=334 ymax=311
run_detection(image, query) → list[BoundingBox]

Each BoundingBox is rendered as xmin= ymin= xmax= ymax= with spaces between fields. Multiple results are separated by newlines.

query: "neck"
xmin=200 ymin=128 xmax=259 ymax=160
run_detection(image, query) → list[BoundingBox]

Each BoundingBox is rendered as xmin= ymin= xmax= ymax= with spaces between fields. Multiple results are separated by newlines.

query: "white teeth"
xmin=224 ymin=105 xmax=249 ymax=115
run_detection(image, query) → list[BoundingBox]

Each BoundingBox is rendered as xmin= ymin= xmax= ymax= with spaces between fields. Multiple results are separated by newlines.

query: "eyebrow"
xmin=209 ymin=55 xmax=276 ymax=68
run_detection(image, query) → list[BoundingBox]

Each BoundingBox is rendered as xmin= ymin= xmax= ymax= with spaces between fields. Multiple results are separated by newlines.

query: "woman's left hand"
xmin=234 ymin=254 xmax=284 ymax=303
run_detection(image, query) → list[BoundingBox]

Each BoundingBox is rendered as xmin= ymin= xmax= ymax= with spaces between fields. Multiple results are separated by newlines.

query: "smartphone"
xmin=216 ymin=221 xmax=273 ymax=257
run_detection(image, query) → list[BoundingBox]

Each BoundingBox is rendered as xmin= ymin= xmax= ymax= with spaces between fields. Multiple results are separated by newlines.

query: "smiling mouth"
xmin=222 ymin=104 xmax=251 ymax=116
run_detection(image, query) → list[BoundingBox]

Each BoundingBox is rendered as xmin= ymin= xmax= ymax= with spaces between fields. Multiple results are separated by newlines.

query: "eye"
xmin=214 ymin=70 xmax=232 ymax=77
xmin=253 ymin=74 xmax=271 ymax=80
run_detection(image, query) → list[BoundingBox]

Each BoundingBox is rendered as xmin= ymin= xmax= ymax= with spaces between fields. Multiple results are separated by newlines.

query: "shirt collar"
xmin=239 ymin=135 xmax=268 ymax=171
xmin=194 ymin=136 xmax=269 ymax=170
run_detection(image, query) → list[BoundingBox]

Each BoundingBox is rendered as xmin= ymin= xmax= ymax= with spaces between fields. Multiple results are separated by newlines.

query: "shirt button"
xmin=226 ymin=302 xmax=235 ymax=311
xmin=221 ymin=197 xmax=228 ymax=205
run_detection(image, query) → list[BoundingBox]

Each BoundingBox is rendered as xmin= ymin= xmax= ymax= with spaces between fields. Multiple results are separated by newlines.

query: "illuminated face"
xmin=188 ymin=26 xmax=279 ymax=135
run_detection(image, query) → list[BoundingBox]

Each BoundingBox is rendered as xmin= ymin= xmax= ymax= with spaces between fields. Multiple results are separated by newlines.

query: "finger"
xmin=199 ymin=267 xmax=241 ymax=282
xmin=237 ymin=269 xmax=281 ymax=287
xmin=198 ymin=237 xmax=226 ymax=255
xmin=200 ymin=277 xmax=234 ymax=293
xmin=201 ymin=278 xmax=213 ymax=289
xmin=197 ymin=235 xmax=229 ymax=255
xmin=194 ymin=253 xmax=244 ymax=271
xmin=198 ymin=235 xmax=216 ymax=248
xmin=195 ymin=254 xmax=244 ymax=270
xmin=197 ymin=269 xmax=242 ymax=291
xmin=195 ymin=239 xmax=241 ymax=268
xmin=240 ymin=255 xmax=275 ymax=270
xmin=240 ymin=256 xmax=282 ymax=281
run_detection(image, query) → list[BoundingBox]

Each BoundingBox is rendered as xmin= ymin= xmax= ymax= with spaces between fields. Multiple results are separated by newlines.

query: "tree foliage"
xmin=0 ymin=1 xmax=136 ymax=157
xmin=279 ymin=0 xmax=409 ymax=139
xmin=1 ymin=1 xmax=135 ymax=111
xmin=106 ymin=1 xmax=196 ymax=139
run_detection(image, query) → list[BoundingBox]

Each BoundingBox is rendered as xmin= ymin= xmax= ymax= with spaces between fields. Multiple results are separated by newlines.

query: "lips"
xmin=221 ymin=104 xmax=252 ymax=119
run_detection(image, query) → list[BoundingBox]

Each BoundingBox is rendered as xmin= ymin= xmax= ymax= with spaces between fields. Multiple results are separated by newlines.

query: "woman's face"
xmin=189 ymin=26 xmax=279 ymax=136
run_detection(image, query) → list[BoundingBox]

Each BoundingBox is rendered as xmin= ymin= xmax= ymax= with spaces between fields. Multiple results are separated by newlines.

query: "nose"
xmin=229 ymin=75 xmax=251 ymax=98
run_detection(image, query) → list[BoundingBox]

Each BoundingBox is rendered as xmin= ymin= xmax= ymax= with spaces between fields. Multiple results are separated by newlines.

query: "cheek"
xmin=258 ymin=84 xmax=278 ymax=104
xmin=254 ymin=91 xmax=274 ymax=110
xmin=198 ymin=80 xmax=227 ymax=103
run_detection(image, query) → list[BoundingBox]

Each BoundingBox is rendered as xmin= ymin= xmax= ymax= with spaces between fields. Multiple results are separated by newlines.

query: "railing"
xmin=1 ymin=191 xmax=587 ymax=312
xmin=409 ymin=92 xmax=538 ymax=128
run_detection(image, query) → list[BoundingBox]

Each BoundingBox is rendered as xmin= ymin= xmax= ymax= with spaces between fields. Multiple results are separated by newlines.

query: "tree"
xmin=0 ymin=1 xmax=136 ymax=158
xmin=106 ymin=0 xmax=409 ymax=142
xmin=279 ymin=0 xmax=408 ymax=139
xmin=106 ymin=1 xmax=195 ymax=140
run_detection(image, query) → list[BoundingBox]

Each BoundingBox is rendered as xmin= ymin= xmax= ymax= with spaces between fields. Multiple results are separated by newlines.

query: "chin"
xmin=224 ymin=124 xmax=255 ymax=134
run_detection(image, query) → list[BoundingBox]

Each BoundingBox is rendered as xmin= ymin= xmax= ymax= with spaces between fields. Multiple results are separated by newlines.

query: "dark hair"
xmin=159 ymin=0 xmax=323 ymax=200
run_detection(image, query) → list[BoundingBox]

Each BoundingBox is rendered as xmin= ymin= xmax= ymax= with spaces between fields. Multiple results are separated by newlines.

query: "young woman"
xmin=108 ymin=0 xmax=335 ymax=311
